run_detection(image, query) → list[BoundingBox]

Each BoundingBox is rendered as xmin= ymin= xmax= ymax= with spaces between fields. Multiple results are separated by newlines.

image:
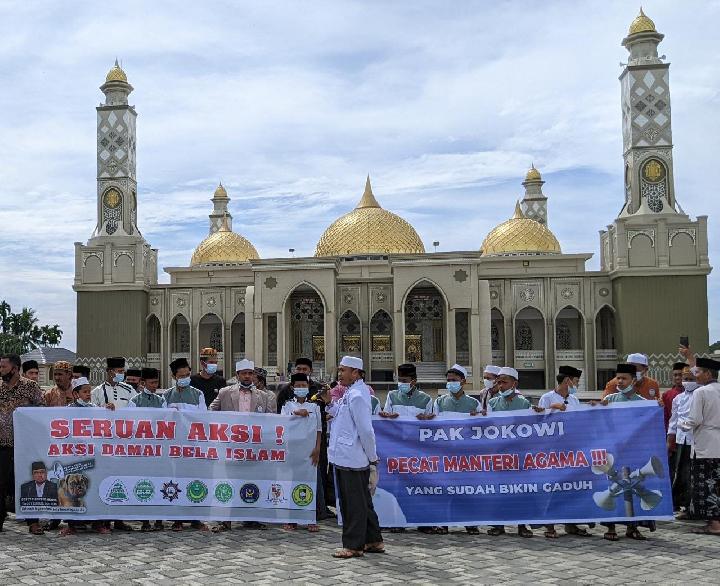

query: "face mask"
xmin=619 ymin=384 xmax=634 ymax=395
xmin=483 ymin=379 xmax=494 ymax=390
xmin=75 ymin=398 xmax=92 ymax=406
xmin=398 ymin=382 xmax=412 ymax=394
xmin=113 ymin=373 xmax=125 ymax=384
xmin=239 ymin=381 xmax=253 ymax=389
xmin=635 ymin=372 xmax=643 ymax=381
xmin=682 ymin=381 xmax=700 ymax=392
xmin=176 ymin=376 xmax=191 ymax=388
xmin=294 ymin=388 xmax=309 ymax=398
xmin=568 ymin=385 xmax=577 ymax=395
xmin=1 ymin=368 xmax=16 ymax=383
xmin=500 ymin=388 xmax=515 ymax=398
xmin=446 ymin=381 xmax=462 ymax=394
xmin=205 ymin=364 xmax=218 ymax=375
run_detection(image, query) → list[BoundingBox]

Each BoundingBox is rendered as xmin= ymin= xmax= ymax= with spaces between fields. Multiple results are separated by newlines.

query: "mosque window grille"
xmin=641 ymin=180 xmax=666 ymax=212
xmin=491 ymin=323 xmax=500 ymax=351
xmin=556 ymin=320 xmax=572 ymax=350
xmin=515 ymin=321 xmax=533 ymax=351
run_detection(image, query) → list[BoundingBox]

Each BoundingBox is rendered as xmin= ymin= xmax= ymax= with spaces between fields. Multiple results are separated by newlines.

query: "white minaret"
xmin=209 ymin=183 xmax=232 ymax=234
xmin=520 ymin=165 xmax=548 ymax=225
xmin=618 ymin=8 xmax=678 ymax=217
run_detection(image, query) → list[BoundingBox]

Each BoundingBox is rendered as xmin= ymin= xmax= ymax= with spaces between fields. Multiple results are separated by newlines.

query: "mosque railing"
xmin=74 ymin=356 xmax=147 ymax=387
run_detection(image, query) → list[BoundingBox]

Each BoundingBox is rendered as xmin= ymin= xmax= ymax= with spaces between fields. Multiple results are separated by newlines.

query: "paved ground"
xmin=0 ymin=516 xmax=717 ymax=584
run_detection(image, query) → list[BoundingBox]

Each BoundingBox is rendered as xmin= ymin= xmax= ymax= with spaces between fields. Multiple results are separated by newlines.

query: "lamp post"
xmin=433 ymin=241 xmax=440 ymax=253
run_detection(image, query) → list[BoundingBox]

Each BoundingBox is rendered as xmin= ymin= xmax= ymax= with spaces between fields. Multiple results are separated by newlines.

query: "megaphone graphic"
xmin=631 ymin=456 xmax=664 ymax=481
xmin=637 ymin=486 xmax=663 ymax=511
xmin=593 ymin=489 xmax=618 ymax=511
xmin=591 ymin=452 xmax=615 ymax=476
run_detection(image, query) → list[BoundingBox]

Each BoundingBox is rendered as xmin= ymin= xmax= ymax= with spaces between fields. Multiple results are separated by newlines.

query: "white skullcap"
xmin=339 ymin=356 xmax=363 ymax=370
xmin=71 ymin=377 xmax=89 ymax=390
xmin=235 ymin=359 xmax=255 ymax=372
xmin=498 ymin=367 xmax=519 ymax=380
xmin=627 ymin=353 xmax=649 ymax=366
xmin=447 ymin=364 xmax=468 ymax=379
xmin=484 ymin=365 xmax=502 ymax=376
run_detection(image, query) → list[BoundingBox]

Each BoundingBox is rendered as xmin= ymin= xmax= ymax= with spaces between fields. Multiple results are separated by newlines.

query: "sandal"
xmin=141 ymin=523 xmax=153 ymax=533
xmin=466 ymin=527 xmax=480 ymax=535
xmin=307 ymin=524 xmax=320 ymax=533
xmin=364 ymin=542 xmax=385 ymax=554
xmin=417 ymin=526 xmax=436 ymax=534
xmin=434 ymin=526 xmax=449 ymax=535
xmin=171 ymin=522 xmax=183 ymax=532
xmin=518 ymin=526 xmax=534 ymax=538
xmin=211 ymin=522 xmax=232 ymax=533
xmin=691 ymin=527 xmax=720 ymax=536
xmin=191 ymin=521 xmax=209 ymax=532
xmin=603 ymin=531 xmax=618 ymax=541
xmin=332 ymin=548 xmax=364 ymax=559
xmin=544 ymin=529 xmax=559 ymax=539
xmin=29 ymin=523 xmax=44 ymax=536
xmin=154 ymin=522 xmax=164 ymax=531
xmin=389 ymin=527 xmax=406 ymax=533
xmin=487 ymin=527 xmax=505 ymax=536
xmin=282 ymin=523 xmax=297 ymax=531
xmin=59 ymin=526 xmax=77 ymax=537
xmin=626 ymin=528 xmax=646 ymax=541
xmin=565 ymin=525 xmax=591 ymax=537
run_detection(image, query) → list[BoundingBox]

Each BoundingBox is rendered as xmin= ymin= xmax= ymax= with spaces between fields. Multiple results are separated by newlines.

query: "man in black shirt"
xmin=190 ymin=347 xmax=227 ymax=408
xmin=276 ymin=357 xmax=319 ymax=413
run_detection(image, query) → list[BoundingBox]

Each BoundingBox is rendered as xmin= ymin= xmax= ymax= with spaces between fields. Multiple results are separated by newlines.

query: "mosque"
xmin=73 ymin=10 xmax=711 ymax=390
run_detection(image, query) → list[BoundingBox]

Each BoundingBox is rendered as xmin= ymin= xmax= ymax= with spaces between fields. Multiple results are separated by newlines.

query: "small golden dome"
xmin=191 ymin=225 xmax=259 ymax=266
xmin=315 ymin=176 xmax=425 ymax=257
xmin=481 ymin=202 xmax=561 ymax=256
xmin=525 ymin=164 xmax=542 ymax=182
xmin=105 ymin=60 xmax=128 ymax=83
xmin=213 ymin=183 xmax=228 ymax=199
xmin=628 ymin=7 xmax=656 ymax=35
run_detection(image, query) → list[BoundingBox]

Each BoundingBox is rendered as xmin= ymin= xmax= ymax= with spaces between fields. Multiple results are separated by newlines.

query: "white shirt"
xmin=684 ymin=381 xmax=720 ymax=459
xmin=538 ymin=390 xmax=581 ymax=412
xmin=281 ymin=398 xmax=322 ymax=432
xmin=91 ymin=381 xmax=135 ymax=408
xmin=669 ymin=383 xmax=700 ymax=445
xmin=328 ymin=379 xmax=378 ymax=469
xmin=35 ymin=482 xmax=45 ymax=498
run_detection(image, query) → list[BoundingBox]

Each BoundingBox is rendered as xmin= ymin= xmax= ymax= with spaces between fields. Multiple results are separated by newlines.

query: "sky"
xmin=0 ymin=0 xmax=718 ymax=352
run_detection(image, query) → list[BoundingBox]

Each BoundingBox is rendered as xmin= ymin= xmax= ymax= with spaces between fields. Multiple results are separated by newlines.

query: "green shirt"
xmin=129 ymin=390 xmax=167 ymax=408
xmin=605 ymin=391 xmax=646 ymax=403
xmin=163 ymin=385 xmax=206 ymax=410
xmin=370 ymin=395 xmax=380 ymax=415
xmin=489 ymin=393 xmax=532 ymax=412
xmin=385 ymin=388 xmax=433 ymax=414
xmin=433 ymin=392 xmax=480 ymax=414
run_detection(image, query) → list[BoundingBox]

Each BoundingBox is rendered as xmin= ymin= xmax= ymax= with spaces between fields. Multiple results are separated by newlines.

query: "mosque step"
xmin=415 ymin=362 xmax=448 ymax=381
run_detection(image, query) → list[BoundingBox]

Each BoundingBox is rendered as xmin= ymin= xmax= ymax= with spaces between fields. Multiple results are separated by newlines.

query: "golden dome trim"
xmin=481 ymin=202 xmax=561 ymax=256
xmin=525 ymin=164 xmax=542 ymax=182
xmin=105 ymin=59 xmax=128 ymax=83
xmin=213 ymin=182 xmax=228 ymax=199
xmin=314 ymin=176 xmax=425 ymax=257
xmin=628 ymin=7 xmax=656 ymax=35
xmin=191 ymin=226 xmax=259 ymax=266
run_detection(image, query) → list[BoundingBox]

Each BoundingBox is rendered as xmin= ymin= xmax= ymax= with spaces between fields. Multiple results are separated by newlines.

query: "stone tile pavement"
xmin=0 ymin=517 xmax=717 ymax=584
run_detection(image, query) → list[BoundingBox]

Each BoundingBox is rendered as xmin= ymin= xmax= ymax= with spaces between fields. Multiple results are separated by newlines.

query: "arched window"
xmin=515 ymin=321 xmax=533 ymax=350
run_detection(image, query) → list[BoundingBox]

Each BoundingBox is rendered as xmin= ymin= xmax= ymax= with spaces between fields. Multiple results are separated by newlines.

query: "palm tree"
xmin=0 ymin=301 xmax=63 ymax=353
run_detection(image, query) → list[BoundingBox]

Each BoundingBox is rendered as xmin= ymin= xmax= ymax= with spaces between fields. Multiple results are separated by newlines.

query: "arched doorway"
xmin=170 ymin=314 xmax=190 ymax=362
xmin=491 ymin=308 xmax=505 ymax=365
xmin=514 ymin=307 xmax=545 ymax=389
xmin=231 ymin=313 xmax=246 ymax=363
xmin=595 ymin=305 xmax=617 ymax=390
xmin=339 ymin=310 xmax=361 ymax=357
xmin=404 ymin=281 xmax=446 ymax=364
xmin=555 ymin=306 xmax=585 ymax=390
xmin=146 ymin=314 xmax=161 ymax=371
xmin=287 ymin=285 xmax=325 ymax=374
xmin=370 ymin=310 xmax=393 ymax=382
xmin=199 ymin=313 xmax=224 ymax=355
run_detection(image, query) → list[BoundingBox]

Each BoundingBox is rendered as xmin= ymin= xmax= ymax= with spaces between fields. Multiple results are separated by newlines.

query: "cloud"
xmin=0 ymin=0 xmax=718 ymax=351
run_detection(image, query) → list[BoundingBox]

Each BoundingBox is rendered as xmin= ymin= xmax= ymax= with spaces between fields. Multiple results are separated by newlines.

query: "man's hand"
xmin=310 ymin=447 xmax=320 ymax=466
xmin=667 ymin=434 xmax=677 ymax=452
xmin=378 ymin=411 xmax=399 ymax=419
xmin=106 ymin=403 xmax=116 ymax=411
xmin=293 ymin=409 xmax=309 ymax=417
xmin=417 ymin=413 xmax=435 ymax=420
xmin=368 ymin=465 xmax=379 ymax=496
xmin=469 ymin=410 xmax=479 ymax=416
xmin=679 ymin=345 xmax=696 ymax=366
xmin=549 ymin=403 xmax=566 ymax=411
xmin=532 ymin=406 xmax=545 ymax=413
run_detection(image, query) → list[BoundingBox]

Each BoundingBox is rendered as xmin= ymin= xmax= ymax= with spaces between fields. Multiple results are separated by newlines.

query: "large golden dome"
xmin=628 ymin=8 xmax=656 ymax=35
xmin=525 ymin=164 xmax=542 ymax=182
xmin=191 ymin=224 xmax=259 ymax=266
xmin=481 ymin=202 xmax=561 ymax=256
xmin=315 ymin=177 xmax=425 ymax=257
xmin=105 ymin=60 xmax=128 ymax=83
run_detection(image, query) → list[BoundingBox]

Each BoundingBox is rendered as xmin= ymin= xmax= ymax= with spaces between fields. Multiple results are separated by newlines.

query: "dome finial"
xmin=105 ymin=59 xmax=128 ymax=83
xmin=525 ymin=164 xmax=542 ymax=182
xmin=356 ymin=174 xmax=381 ymax=209
xmin=213 ymin=182 xmax=228 ymax=199
xmin=629 ymin=6 xmax=656 ymax=35
xmin=513 ymin=201 xmax=525 ymax=219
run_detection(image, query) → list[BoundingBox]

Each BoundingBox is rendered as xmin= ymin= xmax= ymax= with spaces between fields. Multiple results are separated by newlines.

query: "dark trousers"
xmin=0 ymin=447 xmax=12 ymax=525
xmin=672 ymin=443 xmax=692 ymax=510
xmin=335 ymin=467 xmax=382 ymax=551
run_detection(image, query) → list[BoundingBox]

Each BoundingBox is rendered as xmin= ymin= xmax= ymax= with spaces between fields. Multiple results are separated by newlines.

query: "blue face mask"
xmin=501 ymin=388 xmax=515 ymax=398
xmin=176 ymin=376 xmax=191 ymax=388
xmin=205 ymin=364 xmax=218 ymax=375
xmin=619 ymin=384 xmax=633 ymax=395
xmin=113 ymin=373 xmax=125 ymax=384
xmin=568 ymin=385 xmax=577 ymax=395
xmin=446 ymin=381 xmax=462 ymax=394
xmin=294 ymin=388 xmax=309 ymax=398
xmin=398 ymin=382 xmax=412 ymax=394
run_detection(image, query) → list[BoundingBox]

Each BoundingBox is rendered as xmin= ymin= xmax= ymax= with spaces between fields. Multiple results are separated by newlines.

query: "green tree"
xmin=0 ymin=301 xmax=63 ymax=354
xmin=710 ymin=340 xmax=720 ymax=353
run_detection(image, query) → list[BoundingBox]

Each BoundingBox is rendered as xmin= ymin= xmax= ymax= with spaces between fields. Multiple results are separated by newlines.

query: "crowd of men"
xmin=0 ymin=344 xmax=719 ymax=557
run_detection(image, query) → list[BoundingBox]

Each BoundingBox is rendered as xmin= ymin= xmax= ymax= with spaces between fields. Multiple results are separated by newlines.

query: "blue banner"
xmin=371 ymin=403 xmax=674 ymax=526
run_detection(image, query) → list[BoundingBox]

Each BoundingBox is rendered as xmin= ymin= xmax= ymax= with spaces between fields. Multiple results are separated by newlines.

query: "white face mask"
xmin=483 ymin=379 xmax=494 ymax=390
xmin=682 ymin=381 xmax=700 ymax=393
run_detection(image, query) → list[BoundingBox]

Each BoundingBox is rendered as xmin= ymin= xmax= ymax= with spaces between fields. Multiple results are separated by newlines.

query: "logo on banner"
xmin=161 ymin=481 xmax=181 ymax=502
xmin=267 ymin=483 xmax=285 ymax=505
xmin=186 ymin=480 xmax=209 ymax=504
xmin=134 ymin=480 xmax=155 ymax=502
xmin=214 ymin=482 xmax=233 ymax=504
xmin=240 ymin=483 xmax=260 ymax=503
xmin=106 ymin=480 xmax=129 ymax=503
xmin=292 ymin=484 xmax=313 ymax=507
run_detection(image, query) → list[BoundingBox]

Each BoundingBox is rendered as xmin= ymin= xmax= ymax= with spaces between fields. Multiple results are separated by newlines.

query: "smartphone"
xmin=679 ymin=336 xmax=689 ymax=348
